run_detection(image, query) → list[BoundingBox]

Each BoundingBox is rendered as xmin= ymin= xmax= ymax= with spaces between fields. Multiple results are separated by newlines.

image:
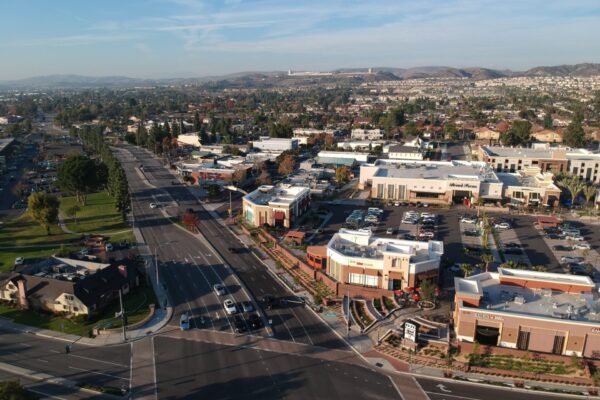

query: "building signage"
xmin=404 ymin=320 xmax=419 ymax=343
xmin=475 ymin=313 xmax=503 ymax=321
xmin=592 ymin=328 xmax=600 ymax=334
xmin=448 ymin=182 xmax=478 ymax=189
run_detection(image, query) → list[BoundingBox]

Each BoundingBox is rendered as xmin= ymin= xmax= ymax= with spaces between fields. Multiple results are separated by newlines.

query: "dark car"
xmin=262 ymin=294 xmax=279 ymax=310
xmin=233 ymin=315 xmax=246 ymax=333
xmin=463 ymin=229 xmax=480 ymax=237
xmin=504 ymin=242 xmax=521 ymax=249
xmin=552 ymin=245 xmax=573 ymax=251
xmin=545 ymin=233 xmax=562 ymax=240
xmin=403 ymin=234 xmax=416 ymax=240
xmin=246 ymin=314 xmax=263 ymax=330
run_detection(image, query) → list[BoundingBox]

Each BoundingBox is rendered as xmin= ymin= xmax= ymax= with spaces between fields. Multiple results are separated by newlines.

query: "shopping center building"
xmin=359 ymin=160 xmax=503 ymax=205
xmin=242 ymin=185 xmax=311 ymax=228
xmin=478 ymin=145 xmax=568 ymax=173
xmin=326 ymin=229 xmax=444 ymax=291
xmin=454 ymin=268 xmax=600 ymax=358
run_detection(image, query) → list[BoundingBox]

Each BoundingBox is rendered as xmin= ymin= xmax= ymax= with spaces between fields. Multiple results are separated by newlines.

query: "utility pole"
xmin=119 ymin=289 xmax=127 ymax=342
xmin=155 ymin=247 xmax=159 ymax=285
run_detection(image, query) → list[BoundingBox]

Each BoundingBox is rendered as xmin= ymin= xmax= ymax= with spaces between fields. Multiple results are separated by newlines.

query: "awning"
xmin=274 ymin=211 xmax=285 ymax=220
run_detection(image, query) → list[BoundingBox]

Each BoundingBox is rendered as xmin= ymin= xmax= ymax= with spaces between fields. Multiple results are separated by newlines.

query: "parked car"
xmin=553 ymin=245 xmax=573 ymax=251
xmin=386 ymin=227 xmax=396 ymax=235
xmin=213 ymin=284 xmax=226 ymax=296
xmin=418 ymin=231 xmax=434 ymax=239
xmin=494 ymin=222 xmax=511 ymax=230
xmin=573 ymin=243 xmax=591 ymax=250
xmin=14 ymin=257 xmax=25 ymax=265
xmin=561 ymin=255 xmax=584 ymax=264
xmin=545 ymin=233 xmax=562 ymax=240
xmin=564 ymin=234 xmax=585 ymax=241
xmin=149 ymin=202 xmax=158 ymax=209
xmin=463 ymin=229 xmax=480 ymax=237
xmin=246 ymin=314 xmax=263 ymax=330
xmin=504 ymin=242 xmax=521 ymax=249
xmin=232 ymin=315 xmax=246 ymax=333
xmin=223 ymin=299 xmax=237 ymax=315
xmin=241 ymin=301 xmax=254 ymax=313
xmin=403 ymin=234 xmax=416 ymax=240
xmin=460 ymin=217 xmax=478 ymax=224
xmin=105 ymin=243 xmax=114 ymax=252
xmin=180 ymin=312 xmax=190 ymax=331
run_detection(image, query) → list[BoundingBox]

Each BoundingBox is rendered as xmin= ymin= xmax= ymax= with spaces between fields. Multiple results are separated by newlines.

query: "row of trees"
xmin=76 ymin=125 xmax=130 ymax=214
xmin=556 ymin=173 xmax=597 ymax=208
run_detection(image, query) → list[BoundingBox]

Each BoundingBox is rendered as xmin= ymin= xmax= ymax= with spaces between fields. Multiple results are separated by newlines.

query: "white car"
xmin=223 ymin=299 xmax=237 ymax=315
xmin=358 ymin=228 xmax=373 ymax=234
xmin=561 ymin=255 xmax=584 ymax=263
xmin=149 ymin=202 xmax=158 ymax=209
xmin=420 ymin=213 xmax=435 ymax=219
xmin=14 ymin=257 xmax=25 ymax=265
xmin=564 ymin=235 xmax=585 ymax=241
xmin=460 ymin=217 xmax=477 ymax=224
xmin=573 ymin=243 xmax=591 ymax=250
xmin=180 ymin=312 xmax=190 ymax=331
xmin=213 ymin=284 xmax=226 ymax=296
xmin=494 ymin=222 xmax=511 ymax=230
xmin=386 ymin=227 xmax=396 ymax=234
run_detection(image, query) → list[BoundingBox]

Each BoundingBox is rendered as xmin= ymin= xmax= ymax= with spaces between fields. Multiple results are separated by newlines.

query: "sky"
xmin=1 ymin=0 xmax=600 ymax=80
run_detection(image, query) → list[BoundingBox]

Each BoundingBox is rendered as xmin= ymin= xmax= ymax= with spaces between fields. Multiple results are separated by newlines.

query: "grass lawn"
xmin=60 ymin=191 xmax=131 ymax=238
xmin=0 ymin=246 xmax=79 ymax=273
xmin=0 ymin=284 xmax=156 ymax=336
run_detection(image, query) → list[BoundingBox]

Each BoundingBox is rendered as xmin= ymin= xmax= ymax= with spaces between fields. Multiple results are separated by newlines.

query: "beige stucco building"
xmin=326 ymin=229 xmax=443 ymax=291
xmin=243 ymin=185 xmax=311 ymax=228
xmin=454 ymin=269 xmax=600 ymax=358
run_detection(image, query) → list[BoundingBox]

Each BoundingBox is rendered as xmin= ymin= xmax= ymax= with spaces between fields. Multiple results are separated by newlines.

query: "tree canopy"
xmin=501 ymin=120 xmax=531 ymax=146
xmin=57 ymin=155 xmax=106 ymax=206
xmin=28 ymin=192 xmax=60 ymax=235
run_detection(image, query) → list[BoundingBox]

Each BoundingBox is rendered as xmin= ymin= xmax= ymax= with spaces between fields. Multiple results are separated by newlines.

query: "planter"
xmin=417 ymin=300 xmax=435 ymax=309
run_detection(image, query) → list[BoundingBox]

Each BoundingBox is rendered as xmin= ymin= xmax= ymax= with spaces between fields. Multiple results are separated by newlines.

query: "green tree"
xmin=278 ymin=154 xmax=296 ymax=176
xmin=28 ymin=192 xmax=60 ymax=235
xmin=501 ymin=120 xmax=532 ymax=146
xmin=57 ymin=155 xmax=100 ymax=206
xmin=557 ymin=174 xmax=585 ymax=208
xmin=481 ymin=253 xmax=494 ymax=272
xmin=193 ymin=111 xmax=201 ymax=132
xmin=206 ymin=184 xmax=221 ymax=198
xmin=543 ymin=112 xmax=554 ymax=129
xmin=418 ymin=279 xmax=437 ymax=302
xmin=0 ymin=380 xmax=37 ymax=400
xmin=444 ymin=122 xmax=458 ymax=141
xmin=459 ymin=263 xmax=474 ymax=277
xmin=582 ymin=184 xmax=597 ymax=209
xmin=563 ymin=115 xmax=586 ymax=148
xmin=335 ymin=166 xmax=351 ymax=185
xmin=403 ymin=121 xmax=419 ymax=137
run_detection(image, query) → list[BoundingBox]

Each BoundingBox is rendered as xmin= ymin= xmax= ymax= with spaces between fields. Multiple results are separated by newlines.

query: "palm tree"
xmin=459 ymin=263 xmax=474 ymax=277
xmin=582 ymin=184 xmax=597 ymax=209
xmin=531 ymin=265 xmax=547 ymax=272
xmin=481 ymin=253 xmax=494 ymax=272
xmin=557 ymin=174 xmax=585 ymax=208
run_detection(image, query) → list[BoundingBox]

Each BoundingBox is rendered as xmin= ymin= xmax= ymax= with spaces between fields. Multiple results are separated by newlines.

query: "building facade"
xmin=243 ymin=185 xmax=311 ymax=228
xmin=359 ymin=160 xmax=503 ymax=205
xmin=351 ymin=128 xmax=384 ymax=140
xmin=479 ymin=145 xmax=568 ymax=174
xmin=454 ymin=269 xmax=600 ymax=358
xmin=326 ymin=229 xmax=443 ymax=291
xmin=253 ymin=137 xmax=299 ymax=152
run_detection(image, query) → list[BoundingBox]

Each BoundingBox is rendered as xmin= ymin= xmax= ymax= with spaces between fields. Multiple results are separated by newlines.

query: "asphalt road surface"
xmin=117 ymin=144 xmax=347 ymax=349
xmin=417 ymin=376 xmax=571 ymax=400
xmin=0 ymin=326 xmax=131 ymax=394
xmin=154 ymin=336 xmax=400 ymax=400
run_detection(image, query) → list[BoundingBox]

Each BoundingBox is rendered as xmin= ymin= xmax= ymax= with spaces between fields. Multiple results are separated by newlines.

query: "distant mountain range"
xmin=1 ymin=63 xmax=600 ymax=90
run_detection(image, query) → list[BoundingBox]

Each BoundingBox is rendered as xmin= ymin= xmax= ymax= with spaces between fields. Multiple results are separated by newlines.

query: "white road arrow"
xmin=436 ymin=384 xmax=452 ymax=393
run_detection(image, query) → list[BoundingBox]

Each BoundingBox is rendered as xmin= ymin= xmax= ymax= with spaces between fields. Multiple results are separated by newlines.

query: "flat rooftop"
xmin=372 ymin=160 xmax=499 ymax=182
xmin=481 ymin=145 xmax=566 ymax=159
xmin=496 ymin=172 xmax=558 ymax=189
xmin=457 ymin=269 xmax=600 ymax=323
xmin=244 ymin=185 xmax=309 ymax=206
xmin=328 ymin=229 xmax=443 ymax=262
xmin=0 ymin=137 xmax=14 ymax=153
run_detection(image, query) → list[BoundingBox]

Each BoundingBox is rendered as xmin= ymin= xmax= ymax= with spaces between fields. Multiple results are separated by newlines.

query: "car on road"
xmin=386 ymin=227 xmax=396 ymax=235
xmin=105 ymin=243 xmax=114 ymax=252
xmin=149 ymin=202 xmax=158 ymax=209
xmin=247 ymin=314 xmax=263 ymax=330
xmin=180 ymin=312 xmax=190 ymax=331
xmin=223 ymin=299 xmax=237 ymax=315
xmin=460 ymin=216 xmax=478 ymax=224
xmin=241 ymin=301 xmax=254 ymax=313
xmin=233 ymin=315 xmax=246 ymax=333
xmin=573 ymin=243 xmax=591 ymax=250
xmin=494 ymin=222 xmax=511 ymax=230
xmin=463 ymin=229 xmax=480 ymax=237
xmin=213 ymin=284 xmax=226 ymax=296
xmin=14 ymin=257 xmax=24 ymax=265
xmin=394 ymin=202 xmax=400 ymax=206
xmin=262 ymin=294 xmax=279 ymax=310
xmin=561 ymin=255 xmax=584 ymax=264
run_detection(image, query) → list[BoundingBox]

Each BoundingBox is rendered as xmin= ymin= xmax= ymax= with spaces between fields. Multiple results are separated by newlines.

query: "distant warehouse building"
xmin=242 ymin=185 xmax=310 ymax=228
xmin=359 ymin=160 xmax=503 ymax=205
xmin=454 ymin=268 xmax=600 ymax=359
xmin=253 ymin=137 xmax=298 ymax=153
xmin=326 ymin=229 xmax=443 ymax=291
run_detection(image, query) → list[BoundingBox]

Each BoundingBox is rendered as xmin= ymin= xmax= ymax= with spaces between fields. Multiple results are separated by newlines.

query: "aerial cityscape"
xmin=1 ymin=1 xmax=600 ymax=399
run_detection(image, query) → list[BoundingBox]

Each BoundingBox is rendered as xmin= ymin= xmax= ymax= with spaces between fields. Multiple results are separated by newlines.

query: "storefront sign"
xmin=591 ymin=327 xmax=600 ymax=334
xmin=449 ymin=182 xmax=478 ymax=189
xmin=475 ymin=313 xmax=503 ymax=321
xmin=404 ymin=320 xmax=419 ymax=342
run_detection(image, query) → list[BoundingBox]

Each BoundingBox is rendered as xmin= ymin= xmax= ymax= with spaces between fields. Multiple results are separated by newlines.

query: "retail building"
xmin=242 ymin=185 xmax=310 ymax=228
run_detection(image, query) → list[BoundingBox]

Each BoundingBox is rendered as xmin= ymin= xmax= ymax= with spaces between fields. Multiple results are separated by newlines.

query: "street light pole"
xmin=118 ymin=288 xmax=127 ymax=342
xmin=155 ymin=247 xmax=159 ymax=285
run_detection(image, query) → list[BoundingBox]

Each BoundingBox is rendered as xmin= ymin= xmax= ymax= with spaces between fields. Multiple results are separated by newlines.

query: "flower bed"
xmin=382 ymin=296 xmax=396 ymax=312
xmin=373 ymin=297 xmax=386 ymax=316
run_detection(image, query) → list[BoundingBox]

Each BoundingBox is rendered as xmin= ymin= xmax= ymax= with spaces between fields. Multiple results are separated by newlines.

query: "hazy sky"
xmin=1 ymin=0 xmax=599 ymax=79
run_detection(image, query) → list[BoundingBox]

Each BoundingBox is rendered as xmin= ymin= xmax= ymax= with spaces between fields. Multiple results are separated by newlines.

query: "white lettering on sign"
xmin=591 ymin=328 xmax=600 ymax=334
xmin=475 ymin=313 xmax=503 ymax=321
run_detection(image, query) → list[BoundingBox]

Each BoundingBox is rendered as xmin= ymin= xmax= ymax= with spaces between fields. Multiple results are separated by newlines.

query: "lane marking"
xmin=68 ymin=366 xmax=130 ymax=381
xmin=68 ymin=353 xmax=129 ymax=368
xmin=36 ymin=359 xmax=49 ymax=363
xmin=424 ymin=391 xmax=480 ymax=400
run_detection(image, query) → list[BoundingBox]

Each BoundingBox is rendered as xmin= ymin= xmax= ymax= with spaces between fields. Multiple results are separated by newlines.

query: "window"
xmin=63 ymin=305 xmax=68 ymax=310
xmin=376 ymin=184 xmax=384 ymax=198
xmin=364 ymin=275 xmax=378 ymax=288
xmin=349 ymin=273 xmax=363 ymax=285
xmin=514 ymin=191 xmax=524 ymax=199
xmin=73 ymin=307 xmax=79 ymax=312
